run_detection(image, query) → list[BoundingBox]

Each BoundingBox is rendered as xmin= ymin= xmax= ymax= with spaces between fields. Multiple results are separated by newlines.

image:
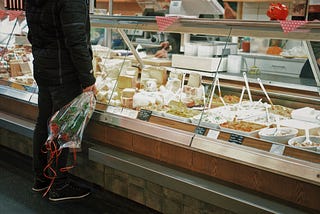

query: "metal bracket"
xmin=302 ymin=41 xmax=320 ymax=94
xmin=117 ymin=28 xmax=145 ymax=70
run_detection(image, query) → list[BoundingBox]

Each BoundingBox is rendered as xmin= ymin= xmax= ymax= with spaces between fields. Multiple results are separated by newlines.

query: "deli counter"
xmin=1 ymin=16 xmax=320 ymax=213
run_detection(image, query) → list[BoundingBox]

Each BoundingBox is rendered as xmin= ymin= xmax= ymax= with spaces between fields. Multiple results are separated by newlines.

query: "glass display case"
xmin=1 ymin=12 xmax=320 ymax=212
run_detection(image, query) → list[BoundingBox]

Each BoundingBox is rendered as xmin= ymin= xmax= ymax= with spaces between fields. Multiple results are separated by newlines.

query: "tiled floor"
xmin=0 ymin=146 xmax=160 ymax=214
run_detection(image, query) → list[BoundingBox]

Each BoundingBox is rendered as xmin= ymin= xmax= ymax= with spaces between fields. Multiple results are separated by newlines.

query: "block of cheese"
xmin=96 ymin=90 xmax=108 ymax=103
xmin=99 ymin=59 xmax=131 ymax=79
xmin=9 ymin=62 xmax=23 ymax=77
xmin=121 ymin=67 xmax=138 ymax=78
xmin=187 ymin=72 xmax=202 ymax=88
xmin=122 ymin=88 xmax=136 ymax=98
xmin=117 ymin=75 xmax=137 ymax=90
xmin=141 ymin=66 xmax=167 ymax=88
xmin=165 ymin=78 xmax=181 ymax=93
xmin=19 ymin=62 xmax=32 ymax=75
xmin=169 ymin=70 xmax=183 ymax=81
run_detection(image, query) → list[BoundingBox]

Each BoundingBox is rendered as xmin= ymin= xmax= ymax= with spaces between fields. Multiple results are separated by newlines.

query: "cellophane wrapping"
xmin=46 ymin=91 xmax=96 ymax=149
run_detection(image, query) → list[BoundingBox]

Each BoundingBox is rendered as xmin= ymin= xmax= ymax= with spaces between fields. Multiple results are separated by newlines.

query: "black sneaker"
xmin=32 ymin=178 xmax=51 ymax=192
xmin=48 ymin=181 xmax=90 ymax=201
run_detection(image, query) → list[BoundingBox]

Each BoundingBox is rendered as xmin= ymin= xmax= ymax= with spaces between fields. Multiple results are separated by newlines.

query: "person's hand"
xmin=155 ymin=49 xmax=168 ymax=58
xmin=83 ymin=84 xmax=98 ymax=95
xmin=160 ymin=41 xmax=170 ymax=50
xmin=224 ymin=3 xmax=237 ymax=19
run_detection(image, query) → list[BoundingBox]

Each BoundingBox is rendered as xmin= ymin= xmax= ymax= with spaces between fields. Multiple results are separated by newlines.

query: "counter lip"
xmin=92 ymin=110 xmax=320 ymax=186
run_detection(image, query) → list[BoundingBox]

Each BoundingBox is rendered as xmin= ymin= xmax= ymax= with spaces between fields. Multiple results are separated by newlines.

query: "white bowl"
xmin=258 ymin=127 xmax=298 ymax=144
xmin=288 ymin=136 xmax=320 ymax=151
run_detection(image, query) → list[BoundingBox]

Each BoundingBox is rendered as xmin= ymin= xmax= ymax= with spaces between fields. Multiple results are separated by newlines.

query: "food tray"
xmin=219 ymin=120 xmax=268 ymax=137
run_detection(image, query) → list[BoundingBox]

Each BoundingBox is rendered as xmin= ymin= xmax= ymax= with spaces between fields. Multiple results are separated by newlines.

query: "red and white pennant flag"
xmin=0 ymin=10 xmax=24 ymax=21
xmin=156 ymin=16 xmax=179 ymax=32
xmin=280 ymin=20 xmax=308 ymax=33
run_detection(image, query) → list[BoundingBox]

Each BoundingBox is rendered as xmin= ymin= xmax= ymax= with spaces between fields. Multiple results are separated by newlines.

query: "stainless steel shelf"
xmin=90 ymin=15 xmax=320 ymax=41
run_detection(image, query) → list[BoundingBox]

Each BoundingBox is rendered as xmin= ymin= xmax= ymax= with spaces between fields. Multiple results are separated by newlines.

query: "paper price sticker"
xmin=121 ymin=108 xmax=139 ymax=119
xmin=106 ymin=106 xmax=123 ymax=115
xmin=206 ymin=129 xmax=220 ymax=139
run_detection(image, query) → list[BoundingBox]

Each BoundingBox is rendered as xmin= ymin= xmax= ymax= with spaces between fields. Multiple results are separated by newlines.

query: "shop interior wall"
xmin=96 ymin=0 xmax=143 ymax=15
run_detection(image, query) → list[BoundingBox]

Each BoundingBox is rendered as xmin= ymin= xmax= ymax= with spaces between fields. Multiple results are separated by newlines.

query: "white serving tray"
xmin=172 ymin=54 xmax=227 ymax=72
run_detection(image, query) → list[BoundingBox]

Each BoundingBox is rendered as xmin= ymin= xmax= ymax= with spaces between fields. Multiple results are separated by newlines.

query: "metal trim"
xmin=0 ymin=112 xmax=34 ymax=138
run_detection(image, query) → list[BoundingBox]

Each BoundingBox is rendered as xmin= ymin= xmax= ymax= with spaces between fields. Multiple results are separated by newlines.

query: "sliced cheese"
xmin=117 ymin=75 xmax=137 ymax=89
xmin=122 ymin=88 xmax=136 ymax=98
xmin=141 ymin=66 xmax=167 ymax=88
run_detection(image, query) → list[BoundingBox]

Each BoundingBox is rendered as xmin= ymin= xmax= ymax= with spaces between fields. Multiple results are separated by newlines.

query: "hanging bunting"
xmin=279 ymin=20 xmax=308 ymax=33
xmin=0 ymin=10 xmax=7 ymax=20
xmin=8 ymin=10 xmax=24 ymax=21
xmin=156 ymin=16 xmax=179 ymax=32
xmin=0 ymin=10 xmax=25 ymax=21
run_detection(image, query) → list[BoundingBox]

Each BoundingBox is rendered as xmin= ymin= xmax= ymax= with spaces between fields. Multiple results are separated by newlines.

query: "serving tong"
xmin=303 ymin=129 xmax=313 ymax=145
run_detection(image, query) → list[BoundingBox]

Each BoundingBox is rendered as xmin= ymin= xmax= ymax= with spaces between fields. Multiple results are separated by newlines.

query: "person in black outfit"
xmin=26 ymin=0 xmax=96 ymax=201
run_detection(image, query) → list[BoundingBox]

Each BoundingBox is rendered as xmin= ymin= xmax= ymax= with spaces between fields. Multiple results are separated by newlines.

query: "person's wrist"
xmin=164 ymin=45 xmax=172 ymax=52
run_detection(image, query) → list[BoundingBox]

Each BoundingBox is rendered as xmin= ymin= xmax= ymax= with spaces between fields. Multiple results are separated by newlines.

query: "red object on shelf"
xmin=267 ymin=3 xmax=289 ymax=20
xmin=242 ymin=41 xmax=250 ymax=52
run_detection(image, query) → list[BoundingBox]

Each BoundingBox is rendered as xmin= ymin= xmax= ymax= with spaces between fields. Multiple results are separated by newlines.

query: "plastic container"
xmin=250 ymin=38 xmax=269 ymax=54
xmin=227 ymin=55 xmax=242 ymax=73
xmin=258 ymin=127 xmax=298 ymax=144
xmin=241 ymin=37 xmax=250 ymax=52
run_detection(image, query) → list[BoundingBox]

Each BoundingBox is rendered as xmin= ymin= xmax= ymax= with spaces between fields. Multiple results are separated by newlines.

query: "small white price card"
xmin=106 ymin=106 xmax=123 ymax=115
xmin=121 ymin=108 xmax=139 ymax=119
xmin=206 ymin=129 xmax=220 ymax=139
xmin=270 ymin=144 xmax=285 ymax=155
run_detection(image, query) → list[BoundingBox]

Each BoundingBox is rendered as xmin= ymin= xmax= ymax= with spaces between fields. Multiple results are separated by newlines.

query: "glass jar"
xmin=242 ymin=37 xmax=250 ymax=52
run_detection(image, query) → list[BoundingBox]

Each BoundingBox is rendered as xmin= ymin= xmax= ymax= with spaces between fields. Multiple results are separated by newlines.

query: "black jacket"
xmin=26 ymin=0 xmax=95 ymax=88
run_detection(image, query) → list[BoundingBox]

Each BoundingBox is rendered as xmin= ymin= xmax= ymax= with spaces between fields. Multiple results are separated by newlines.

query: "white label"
xmin=121 ymin=108 xmax=139 ymax=119
xmin=106 ymin=106 xmax=123 ymax=115
xmin=206 ymin=129 xmax=220 ymax=139
xmin=270 ymin=144 xmax=285 ymax=155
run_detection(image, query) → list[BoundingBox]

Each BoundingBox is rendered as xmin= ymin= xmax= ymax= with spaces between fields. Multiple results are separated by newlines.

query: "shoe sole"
xmin=48 ymin=192 xmax=90 ymax=201
xmin=32 ymin=187 xmax=49 ymax=192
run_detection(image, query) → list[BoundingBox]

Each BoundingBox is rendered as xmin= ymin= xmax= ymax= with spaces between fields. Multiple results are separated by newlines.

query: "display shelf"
xmin=1 ymin=15 xmax=320 ymax=212
xmin=90 ymin=15 xmax=320 ymax=88
xmin=90 ymin=15 xmax=320 ymax=41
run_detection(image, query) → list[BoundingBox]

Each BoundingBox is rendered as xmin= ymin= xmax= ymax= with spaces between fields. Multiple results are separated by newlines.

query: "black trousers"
xmin=33 ymin=82 xmax=82 ymax=185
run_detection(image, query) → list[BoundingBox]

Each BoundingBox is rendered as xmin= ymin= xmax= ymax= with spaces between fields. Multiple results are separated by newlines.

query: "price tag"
xmin=270 ymin=144 xmax=285 ymax=155
xmin=228 ymin=133 xmax=244 ymax=145
xmin=137 ymin=109 xmax=152 ymax=121
xmin=194 ymin=126 xmax=207 ymax=135
xmin=121 ymin=108 xmax=139 ymax=119
xmin=106 ymin=106 xmax=123 ymax=115
xmin=207 ymin=129 xmax=220 ymax=139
